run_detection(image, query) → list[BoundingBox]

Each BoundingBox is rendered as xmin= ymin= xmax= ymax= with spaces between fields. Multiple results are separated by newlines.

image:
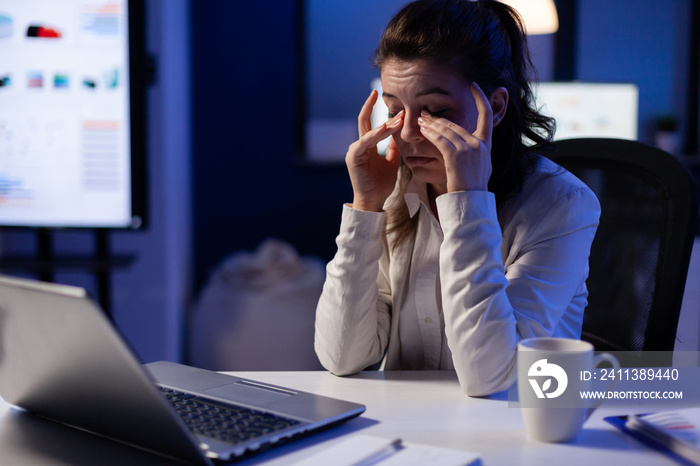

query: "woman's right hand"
xmin=346 ymin=90 xmax=404 ymax=212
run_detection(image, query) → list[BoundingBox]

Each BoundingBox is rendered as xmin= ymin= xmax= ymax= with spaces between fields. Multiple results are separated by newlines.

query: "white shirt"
xmin=314 ymin=155 xmax=601 ymax=396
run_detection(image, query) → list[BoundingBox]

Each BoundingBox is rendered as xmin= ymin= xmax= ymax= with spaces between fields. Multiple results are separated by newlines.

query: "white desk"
xmin=0 ymin=370 xmax=674 ymax=465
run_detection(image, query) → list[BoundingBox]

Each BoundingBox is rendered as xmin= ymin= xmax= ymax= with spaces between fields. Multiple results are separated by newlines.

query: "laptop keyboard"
xmin=159 ymin=387 xmax=300 ymax=445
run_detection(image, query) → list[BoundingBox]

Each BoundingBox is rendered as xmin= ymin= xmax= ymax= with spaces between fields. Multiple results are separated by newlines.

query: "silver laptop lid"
xmin=0 ymin=274 xmax=210 ymax=465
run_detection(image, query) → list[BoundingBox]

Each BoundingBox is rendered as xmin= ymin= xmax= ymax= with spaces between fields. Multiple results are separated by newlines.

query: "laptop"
xmin=0 ymin=274 xmax=365 ymax=464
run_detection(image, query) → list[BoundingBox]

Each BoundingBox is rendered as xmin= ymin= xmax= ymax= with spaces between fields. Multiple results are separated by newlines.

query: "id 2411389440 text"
xmin=581 ymin=368 xmax=680 ymax=381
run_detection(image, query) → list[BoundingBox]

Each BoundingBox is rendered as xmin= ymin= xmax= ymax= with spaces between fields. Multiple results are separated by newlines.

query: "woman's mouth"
xmin=404 ymin=155 xmax=435 ymax=166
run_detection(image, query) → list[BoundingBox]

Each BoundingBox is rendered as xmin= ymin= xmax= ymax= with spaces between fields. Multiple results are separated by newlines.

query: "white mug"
xmin=517 ymin=337 xmax=620 ymax=443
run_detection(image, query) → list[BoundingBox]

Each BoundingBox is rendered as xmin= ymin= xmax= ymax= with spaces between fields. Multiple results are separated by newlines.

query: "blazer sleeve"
xmin=314 ymin=205 xmax=393 ymax=375
xmin=437 ymin=187 xmax=600 ymax=397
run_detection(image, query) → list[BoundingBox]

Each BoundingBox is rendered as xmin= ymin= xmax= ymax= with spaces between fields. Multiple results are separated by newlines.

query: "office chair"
xmin=547 ymin=138 xmax=698 ymax=365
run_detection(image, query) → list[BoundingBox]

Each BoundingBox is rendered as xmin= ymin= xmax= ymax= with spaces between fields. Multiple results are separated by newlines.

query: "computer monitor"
xmin=0 ymin=0 xmax=146 ymax=229
xmin=533 ymin=82 xmax=639 ymax=141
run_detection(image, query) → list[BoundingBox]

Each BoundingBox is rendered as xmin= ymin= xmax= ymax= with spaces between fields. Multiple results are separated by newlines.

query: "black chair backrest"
xmin=547 ymin=138 xmax=698 ymax=358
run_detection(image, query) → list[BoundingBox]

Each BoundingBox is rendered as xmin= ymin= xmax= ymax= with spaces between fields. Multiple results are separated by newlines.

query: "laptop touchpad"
xmin=203 ymin=380 xmax=294 ymax=405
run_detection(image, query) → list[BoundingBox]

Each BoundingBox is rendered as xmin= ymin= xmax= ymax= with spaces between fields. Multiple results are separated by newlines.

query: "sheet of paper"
xmin=293 ymin=434 xmax=481 ymax=466
xmin=380 ymin=440 xmax=481 ymax=466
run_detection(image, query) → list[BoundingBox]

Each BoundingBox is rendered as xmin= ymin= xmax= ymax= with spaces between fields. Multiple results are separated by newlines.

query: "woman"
xmin=314 ymin=0 xmax=600 ymax=396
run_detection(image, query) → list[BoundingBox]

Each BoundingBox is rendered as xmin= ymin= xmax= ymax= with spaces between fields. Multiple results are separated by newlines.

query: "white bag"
xmin=188 ymin=239 xmax=325 ymax=370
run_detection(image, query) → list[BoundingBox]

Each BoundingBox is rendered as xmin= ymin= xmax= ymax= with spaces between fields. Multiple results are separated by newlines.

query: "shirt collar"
xmin=404 ymin=178 xmax=431 ymax=218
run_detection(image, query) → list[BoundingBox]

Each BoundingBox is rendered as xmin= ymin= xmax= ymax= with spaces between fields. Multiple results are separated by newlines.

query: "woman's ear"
xmin=489 ymin=87 xmax=509 ymax=127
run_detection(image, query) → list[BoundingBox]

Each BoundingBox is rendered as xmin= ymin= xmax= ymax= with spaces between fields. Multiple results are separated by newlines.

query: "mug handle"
xmin=586 ymin=352 xmax=621 ymax=417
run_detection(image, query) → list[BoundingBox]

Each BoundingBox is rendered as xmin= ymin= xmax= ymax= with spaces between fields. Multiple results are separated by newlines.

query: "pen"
xmin=349 ymin=437 xmax=403 ymax=466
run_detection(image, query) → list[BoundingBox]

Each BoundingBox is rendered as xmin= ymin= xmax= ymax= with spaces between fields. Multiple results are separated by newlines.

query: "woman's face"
xmin=380 ymin=58 xmax=480 ymax=191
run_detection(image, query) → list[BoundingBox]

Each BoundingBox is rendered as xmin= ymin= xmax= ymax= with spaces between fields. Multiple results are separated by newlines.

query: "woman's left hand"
xmin=417 ymin=82 xmax=494 ymax=193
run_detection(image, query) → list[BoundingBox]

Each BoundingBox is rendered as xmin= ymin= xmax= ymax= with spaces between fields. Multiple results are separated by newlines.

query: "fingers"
xmin=418 ymin=112 xmax=472 ymax=153
xmin=358 ymin=90 xmax=379 ymax=136
xmin=349 ymin=110 xmax=404 ymax=160
xmin=471 ymin=82 xmax=493 ymax=144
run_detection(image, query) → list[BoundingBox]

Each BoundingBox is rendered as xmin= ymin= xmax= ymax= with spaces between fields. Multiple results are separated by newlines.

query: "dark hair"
xmin=374 ymin=0 xmax=556 ymax=247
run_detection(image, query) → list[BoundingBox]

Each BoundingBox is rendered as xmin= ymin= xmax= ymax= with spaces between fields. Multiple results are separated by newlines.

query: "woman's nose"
xmin=400 ymin=112 xmax=426 ymax=143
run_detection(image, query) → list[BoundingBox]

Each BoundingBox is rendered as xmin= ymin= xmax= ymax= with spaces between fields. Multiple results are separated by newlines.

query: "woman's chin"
xmin=407 ymin=167 xmax=446 ymax=188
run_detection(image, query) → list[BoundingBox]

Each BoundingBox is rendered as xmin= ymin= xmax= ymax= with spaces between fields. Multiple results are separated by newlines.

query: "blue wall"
xmin=191 ymin=0 xmax=351 ymax=291
xmin=576 ymin=0 xmax=691 ymax=141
